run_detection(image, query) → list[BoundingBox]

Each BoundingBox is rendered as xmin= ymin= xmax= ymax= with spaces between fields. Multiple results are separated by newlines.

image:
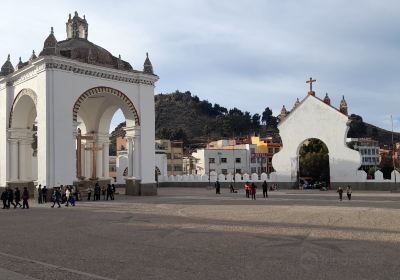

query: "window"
xmin=174 ymin=165 xmax=183 ymax=171
xmin=209 ymin=158 xmax=215 ymax=163
xmin=209 ymin=169 xmax=215 ymax=173
xmin=268 ymin=157 xmax=272 ymax=163
xmin=250 ymin=148 xmax=255 ymax=154
xmin=251 ymin=167 xmax=257 ymax=174
xmin=221 ymin=158 xmax=227 ymax=163
xmin=268 ymin=148 xmax=273 ymax=153
xmin=173 ymin=153 xmax=182 ymax=159
xmin=372 ymin=149 xmax=375 ymax=155
xmin=221 ymin=169 xmax=227 ymax=175
xmin=274 ymin=148 xmax=280 ymax=153
xmin=235 ymin=158 xmax=241 ymax=163
xmin=235 ymin=169 xmax=241 ymax=174
xmin=166 ymin=153 xmax=171 ymax=159
xmin=167 ymin=165 xmax=172 ymax=171
xmin=251 ymin=158 xmax=256 ymax=163
xmin=367 ymin=149 xmax=371 ymax=155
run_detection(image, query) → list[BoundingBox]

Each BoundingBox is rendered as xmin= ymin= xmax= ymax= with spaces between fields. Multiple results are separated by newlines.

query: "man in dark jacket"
xmin=22 ymin=187 xmax=29 ymax=209
xmin=7 ymin=187 xmax=16 ymax=208
xmin=51 ymin=188 xmax=61 ymax=208
xmin=262 ymin=181 xmax=268 ymax=198
xmin=215 ymin=180 xmax=221 ymax=194
xmin=106 ymin=184 xmax=113 ymax=200
xmin=42 ymin=186 xmax=48 ymax=203
xmin=14 ymin=187 xmax=22 ymax=208
xmin=1 ymin=189 xmax=8 ymax=209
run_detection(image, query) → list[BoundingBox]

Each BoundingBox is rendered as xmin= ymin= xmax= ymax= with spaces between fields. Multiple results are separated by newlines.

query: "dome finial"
xmin=51 ymin=27 xmax=54 ymax=34
xmin=143 ymin=52 xmax=154 ymax=74
xmin=75 ymin=11 xmax=78 ymax=17
xmin=19 ymin=57 xmax=22 ymax=62
xmin=7 ymin=54 xmax=10 ymax=61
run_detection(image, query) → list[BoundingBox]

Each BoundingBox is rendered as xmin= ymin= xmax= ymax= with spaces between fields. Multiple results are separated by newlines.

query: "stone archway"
xmin=73 ymin=86 xmax=141 ymax=183
xmin=8 ymin=88 xmax=38 ymax=182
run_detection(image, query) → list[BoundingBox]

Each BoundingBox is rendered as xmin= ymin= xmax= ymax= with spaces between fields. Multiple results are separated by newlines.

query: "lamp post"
xmin=391 ymin=115 xmax=397 ymax=185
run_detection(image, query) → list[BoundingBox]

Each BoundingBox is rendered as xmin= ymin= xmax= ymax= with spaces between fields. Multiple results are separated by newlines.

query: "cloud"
xmin=1 ymin=0 xmax=400 ymax=132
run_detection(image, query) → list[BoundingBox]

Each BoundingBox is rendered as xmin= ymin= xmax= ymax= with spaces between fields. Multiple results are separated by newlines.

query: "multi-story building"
xmin=192 ymin=140 xmax=257 ymax=175
xmin=346 ymin=138 xmax=380 ymax=169
xmin=250 ymin=136 xmax=282 ymax=174
xmin=155 ymin=140 xmax=184 ymax=175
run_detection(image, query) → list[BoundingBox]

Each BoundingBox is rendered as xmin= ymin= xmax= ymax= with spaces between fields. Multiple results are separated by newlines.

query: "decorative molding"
xmin=45 ymin=62 xmax=155 ymax=86
xmin=73 ymin=87 xmax=140 ymax=126
xmin=9 ymin=88 xmax=38 ymax=128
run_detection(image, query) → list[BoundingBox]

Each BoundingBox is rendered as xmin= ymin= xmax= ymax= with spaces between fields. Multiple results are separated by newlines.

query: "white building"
xmin=346 ymin=138 xmax=380 ymax=168
xmin=0 ymin=12 xmax=158 ymax=195
xmin=192 ymin=140 xmax=257 ymax=175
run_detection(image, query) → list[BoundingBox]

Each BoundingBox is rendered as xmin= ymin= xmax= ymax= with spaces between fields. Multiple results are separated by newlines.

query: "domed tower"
xmin=66 ymin=11 xmax=88 ymax=39
xmin=323 ymin=93 xmax=331 ymax=105
xmin=143 ymin=52 xmax=154 ymax=74
xmin=340 ymin=95 xmax=348 ymax=115
xmin=292 ymin=98 xmax=300 ymax=110
xmin=0 ymin=54 xmax=15 ymax=76
xmin=40 ymin=27 xmax=58 ymax=56
xmin=279 ymin=105 xmax=288 ymax=121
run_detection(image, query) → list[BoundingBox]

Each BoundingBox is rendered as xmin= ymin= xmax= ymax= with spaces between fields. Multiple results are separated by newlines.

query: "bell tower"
xmin=66 ymin=11 xmax=89 ymax=39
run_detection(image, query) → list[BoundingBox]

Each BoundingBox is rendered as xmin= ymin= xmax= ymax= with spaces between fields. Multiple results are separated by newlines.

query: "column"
xmin=96 ymin=143 xmax=103 ymax=178
xmin=80 ymin=143 xmax=85 ymax=178
xmin=103 ymin=141 xmax=110 ymax=178
xmin=133 ymin=136 xmax=141 ymax=179
xmin=9 ymin=140 xmax=19 ymax=181
xmin=84 ymin=141 xmax=91 ymax=178
xmin=127 ymin=137 xmax=134 ymax=177
xmin=19 ymin=140 xmax=32 ymax=180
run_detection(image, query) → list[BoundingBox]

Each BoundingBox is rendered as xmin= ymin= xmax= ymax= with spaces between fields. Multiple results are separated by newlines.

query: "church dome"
xmin=0 ymin=54 xmax=15 ymax=76
xmin=39 ymin=13 xmax=135 ymax=72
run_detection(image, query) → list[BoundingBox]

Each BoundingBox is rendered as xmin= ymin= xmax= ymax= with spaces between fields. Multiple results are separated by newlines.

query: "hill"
xmin=110 ymin=91 xmax=400 ymax=151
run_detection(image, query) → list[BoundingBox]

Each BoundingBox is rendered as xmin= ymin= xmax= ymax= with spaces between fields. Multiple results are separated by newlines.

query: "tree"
xmin=299 ymin=139 xmax=330 ymax=182
xmin=261 ymin=107 xmax=278 ymax=129
xmin=251 ymin=113 xmax=261 ymax=132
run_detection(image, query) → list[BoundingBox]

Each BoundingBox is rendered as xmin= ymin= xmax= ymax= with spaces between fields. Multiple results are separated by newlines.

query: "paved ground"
xmin=1 ymin=187 xmax=400 ymax=280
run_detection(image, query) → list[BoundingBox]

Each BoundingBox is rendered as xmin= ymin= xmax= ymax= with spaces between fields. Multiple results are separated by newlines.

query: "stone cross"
xmin=306 ymin=77 xmax=316 ymax=92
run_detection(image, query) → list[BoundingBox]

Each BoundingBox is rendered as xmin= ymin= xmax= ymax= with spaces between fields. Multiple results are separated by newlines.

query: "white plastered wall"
xmin=272 ymin=95 xmax=362 ymax=182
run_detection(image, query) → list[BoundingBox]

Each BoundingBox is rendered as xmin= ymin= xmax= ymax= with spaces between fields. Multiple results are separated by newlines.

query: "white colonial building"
xmin=0 ymin=12 xmax=158 ymax=195
xmin=192 ymin=140 xmax=257 ymax=175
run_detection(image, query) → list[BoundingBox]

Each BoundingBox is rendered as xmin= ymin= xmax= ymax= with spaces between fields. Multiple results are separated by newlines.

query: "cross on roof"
xmin=306 ymin=77 xmax=316 ymax=92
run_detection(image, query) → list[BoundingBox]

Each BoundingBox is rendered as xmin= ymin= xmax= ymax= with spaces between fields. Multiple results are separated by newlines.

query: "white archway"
xmin=8 ymin=89 xmax=38 ymax=182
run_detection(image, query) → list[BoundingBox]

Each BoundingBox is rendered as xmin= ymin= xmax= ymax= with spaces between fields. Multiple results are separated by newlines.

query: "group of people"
xmin=244 ymin=181 xmax=269 ymax=200
xmin=87 ymin=183 xmax=116 ymax=201
xmin=1 ymin=187 xmax=30 ymax=209
xmin=337 ymin=186 xmax=352 ymax=201
xmin=50 ymin=185 xmax=78 ymax=208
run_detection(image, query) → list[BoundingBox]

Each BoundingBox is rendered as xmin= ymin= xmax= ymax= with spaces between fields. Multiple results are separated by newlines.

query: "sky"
xmin=1 ymin=0 xmax=400 ymax=132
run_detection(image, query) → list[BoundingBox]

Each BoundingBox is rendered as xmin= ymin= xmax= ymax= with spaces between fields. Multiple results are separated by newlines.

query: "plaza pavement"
xmin=1 ymin=187 xmax=400 ymax=280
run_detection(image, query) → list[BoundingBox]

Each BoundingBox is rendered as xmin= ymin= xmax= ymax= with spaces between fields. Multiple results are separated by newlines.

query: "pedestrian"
xmin=251 ymin=183 xmax=257 ymax=200
xmin=94 ymin=183 xmax=101 ymax=201
xmin=87 ymin=186 xmax=92 ymax=201
xmin=65 ymin=187 xmax=71 ymax=207
xmin=14 ymin=187 xmax=22 ymax=208
xmin=229 ymin=183 xmax=237 ymax=193
xmin=7 ymin=187 xmax=16 ymax=208
xmin=22 ymin=187 xmax=29 ymax=209
xmin=337 ymin=186 xmax=343 ymax=201
xmin=42 ymin=185 xmax=48 ymax=203
xmin=101 ymin=186 xmax=106 ymax=200
xmin=51 ymin=188 xmax=61 ymax=208
xmin=262 ymin=180 xmax=268 ymax=198
xmin=38 ymin=184 xmax=43 ymax=204
xmin=347 ymin=186 xmax=352 ymax=200
xmin=1 ymin=189 xmax=7 ymax=209
xmin=106 ymin=184 xmax=113 ymax=200
xmin=244 ymin=182 xmax=250 ymax=198
xmin=215 ymin=180 xmax=221 ymax=194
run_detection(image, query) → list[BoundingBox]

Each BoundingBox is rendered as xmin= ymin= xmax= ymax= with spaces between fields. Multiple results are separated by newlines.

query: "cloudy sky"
xmin=1 ymin=0 xmax=400 ymax=132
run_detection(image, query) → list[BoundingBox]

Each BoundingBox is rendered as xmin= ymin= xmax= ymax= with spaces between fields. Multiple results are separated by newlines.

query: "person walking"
xmin=37 ymin=185 xmax=43 ymax=204
xmin=51 ymin=188 xmax=61 ymax=208
xmin=42 ymin=186 xmax=48 ymax=203
xmin=262 ymin=180 xmax=268 ymax=198
xmin=346 ymin=186 xmax=352 ymax=200
xmin=7 ymin=187 xmax=16 ymax=208
xmin=337 ymin=186 xmax=343 ymax=201
xmin=87 ymin=187 xmax=92 ymax=201
xmin=65 ymin=187 xmax=71 ymax=207
xmin=94 ymin=183 xmax=101 ymax=201
xmin=22 ymin=187 xmax=29 ymax=209
xmin=106 ymin=184 xmax=113 ymax=200
xmin=14 ymin=187 xmax=22 ymax=208
xmin=251 ymin=183 xmax=257 ymax=200
xmin=1 ymin=189 xmax=8 ymax=209
xmin=215 ymin=180 xmax=221 ymax=195
xmin=245 ymin=182 xmax=250 ymax=198
xmin=111 ymin=184 xmax=116 ymax=199
xmin=101 ymin=186 xmax=106 ymax=200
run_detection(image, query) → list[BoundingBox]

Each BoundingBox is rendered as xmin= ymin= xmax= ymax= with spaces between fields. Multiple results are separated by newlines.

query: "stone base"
xmin=5 ymin=181 xmax=35 ymax=198
xmin=125 ymin=179 xmax=157 ymax=196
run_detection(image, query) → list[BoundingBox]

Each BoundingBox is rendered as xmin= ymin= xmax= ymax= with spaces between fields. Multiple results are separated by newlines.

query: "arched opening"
xmin=298 ymin=138 xmax=330 ymax=189
xmin=73 ymin=87 xmax=139 ymax=182
xmin=8 ymin=89 xmax=38 ymax=182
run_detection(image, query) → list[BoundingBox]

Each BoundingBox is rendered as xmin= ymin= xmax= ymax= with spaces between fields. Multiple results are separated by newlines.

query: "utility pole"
xmin=391 ymin=115 xmax=397 ymax=185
